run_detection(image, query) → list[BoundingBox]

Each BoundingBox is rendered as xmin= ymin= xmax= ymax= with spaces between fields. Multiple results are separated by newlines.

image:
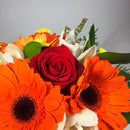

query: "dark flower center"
xmin=80 ymin=85 xmax=101 ymax=110
xmin=12 ymin=96 xmax=36 ymax=122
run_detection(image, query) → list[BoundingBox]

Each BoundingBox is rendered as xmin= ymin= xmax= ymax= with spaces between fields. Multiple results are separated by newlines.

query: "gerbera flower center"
xmin=80 ymin=85 xmax=102 ymax=110
xmin=12 ymin=96 xmax=37 ymax=122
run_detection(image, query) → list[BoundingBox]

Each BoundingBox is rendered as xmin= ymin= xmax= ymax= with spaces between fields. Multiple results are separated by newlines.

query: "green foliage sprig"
xmin=74 ymin=18 xmax=88 ymax=38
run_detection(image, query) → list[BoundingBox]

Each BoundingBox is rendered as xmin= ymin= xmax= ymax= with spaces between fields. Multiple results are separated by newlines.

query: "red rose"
xmin=30 ymin=45 xmax=84 ymax=90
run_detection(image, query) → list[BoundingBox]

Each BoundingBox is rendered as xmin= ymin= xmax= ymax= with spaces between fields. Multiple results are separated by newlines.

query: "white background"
xmin=0 ymin=0 xmax=130 ymax=129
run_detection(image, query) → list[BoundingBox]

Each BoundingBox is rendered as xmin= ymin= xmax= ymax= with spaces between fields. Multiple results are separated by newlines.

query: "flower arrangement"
xmin=0 ymin=18 xmax=130 ymax=130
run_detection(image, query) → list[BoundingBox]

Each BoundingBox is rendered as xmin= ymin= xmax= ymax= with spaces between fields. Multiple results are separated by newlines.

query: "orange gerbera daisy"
xmin=0 ymin=43 xmax=8 ymax=53
xmin=0 ymin=59 xmax=66 ymax=130
xmin=66 ymin=55 xmax=130 ymax=130
xmin=12 ymin=32 xmax=59 ymax=50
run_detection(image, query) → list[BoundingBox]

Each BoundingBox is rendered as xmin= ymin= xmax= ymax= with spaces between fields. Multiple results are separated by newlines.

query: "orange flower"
xmin=0 ymin=43 xmax=8 ymax=53
xmin=12 ymin=32 xmax=59 ymax=50
xmin=66 ymin=55 xmax=130 ymax=130
xmin=0 ymin=59 xmax=66 ymax=130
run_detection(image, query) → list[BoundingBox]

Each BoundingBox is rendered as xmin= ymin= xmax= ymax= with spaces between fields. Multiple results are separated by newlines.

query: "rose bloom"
xmin=30 ymin=45 xmax=84 ymax=93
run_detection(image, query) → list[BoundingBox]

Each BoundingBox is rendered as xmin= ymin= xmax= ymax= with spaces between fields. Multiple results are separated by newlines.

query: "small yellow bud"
xmin=75 ymin=43 xmax=79 ymax=46
xmin=36 ymin=28 xmax=51 ymax=34
xmin=35 ymin=39 xmax=43 ymax=43
xmin=99 ymin=48 xmax=107 ymax=53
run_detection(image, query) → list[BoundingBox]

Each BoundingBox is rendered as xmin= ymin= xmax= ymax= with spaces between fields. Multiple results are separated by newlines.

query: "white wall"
xmin=0 ymin=0 xmax=130 ymax=129
xmin=0 ymin=0 xmax=130 ymax=52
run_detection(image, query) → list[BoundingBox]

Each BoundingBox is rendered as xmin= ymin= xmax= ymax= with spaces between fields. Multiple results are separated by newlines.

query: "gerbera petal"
xmin=0 ymin=59 xmax=66 ymax=129
xmin=44 ymin=85 xmax=62 ymax=111
xmin=100 ymin=112 xmax=124 ymax=130
xmin=38 ymin=112 xmax=56 ymax=130
xmin=70 ymin=99 xmax=81 ymax=113
xmin=44 ymin=84 xmax=66 ymax=122
xmin=0 ymin=64 xmax=18 ymax=86
xmin=83 ymin=55 xmax=100 ymax=72
xmin=89 ymin=60 xmax=120 ymax=82
xmin=7 ymin=59 xmax=34 ymax=85
xmin=70 ymin=55 xmax=130 ymax=130
xmin=0 ymin=74 xmax=15 ymax=93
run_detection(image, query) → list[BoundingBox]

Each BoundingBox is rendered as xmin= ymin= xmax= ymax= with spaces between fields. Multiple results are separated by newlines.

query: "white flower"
xmin=5 ymin=44 xmax=24 ymax=59
xmin=0 ymin=52 xmax=14 ymax=65
xmin=64 ymin=109 xmax=98 ymax=130
xmin=69 ymin=126 xmax=98 ymax=130
xmin=77 ymin=45 xmax=97 ymax=63
xmin=0 ymin=44 xmax=24 ymax=64
xmin=59 ymin=30 xmax=97 ymax=63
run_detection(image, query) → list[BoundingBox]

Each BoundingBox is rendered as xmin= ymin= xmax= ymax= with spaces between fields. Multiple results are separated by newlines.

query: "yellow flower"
xmin=34 ymin=39 xmax=50 ymax=47
xmin=36 ymin=28 xmax=51 ymax=34
xmin=99 ymin=48 xmax=107 ymax=53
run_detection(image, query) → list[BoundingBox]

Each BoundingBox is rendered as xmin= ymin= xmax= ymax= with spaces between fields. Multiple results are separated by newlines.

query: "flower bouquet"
xmin=0 ymin=18 xmax=130 ymax=130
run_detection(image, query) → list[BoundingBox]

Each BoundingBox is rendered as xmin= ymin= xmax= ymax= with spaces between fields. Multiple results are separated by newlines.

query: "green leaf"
xmin=83 ymin=39 xmax=90 ymax=50
xmin=118 ymin=70 xmax=130 ymax=80
xmin=89 ymin=24 xmax=95 ymax=46
xmin=128 ymin=81 xmax=130 ymax=87
xmin=116 ymin=64 xmax=130 ymax=72
xmin=97 ymin=52 xmax=130 ymax=64
xmin=122 ymin=112 xmax=130 ymax=124
xmin=83 ymin=24 xmax=98 ymax=51
xmin=23 ymin=41 xmax=42 ymax=60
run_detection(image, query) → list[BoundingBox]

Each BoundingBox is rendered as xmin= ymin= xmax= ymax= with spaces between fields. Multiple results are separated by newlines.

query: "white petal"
xmin=65 ymin=113 xmax=79 ymax=128
xmin=74 ymin=123 xmax=83 ymax=130
xmin=77 ymin=45 xmax=97 ymax=63
xmin=55 ymin=113 xmax=66 ymax=130
xmin=65 ymin=30 xmax=75 ymax=43
xmin=65 ymin=39 xmax=74 ymax=45
xmin=79 ymin=40 xmax=86 ymax=46
xmin=0 ymin=52 xmax=8 ymax=64
xmin=69 ymin=125 xmax=98 ymax=130
xmin=60 ymin=40 xmax=83 ymax=57
xmin=77 ymin=109 xmax=98 ymax=127
xmin=83 ymin=126 xmax=98 ymax=130
xmin=5 ymin=44 xmax=24 ymax=60
xmin=59 ymin=31 xmax=65 ymax=46
xmin=2 ymin=52 xmax=14 ymax=63
xmin=65 ymin=109 xmax=98 ymax=129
